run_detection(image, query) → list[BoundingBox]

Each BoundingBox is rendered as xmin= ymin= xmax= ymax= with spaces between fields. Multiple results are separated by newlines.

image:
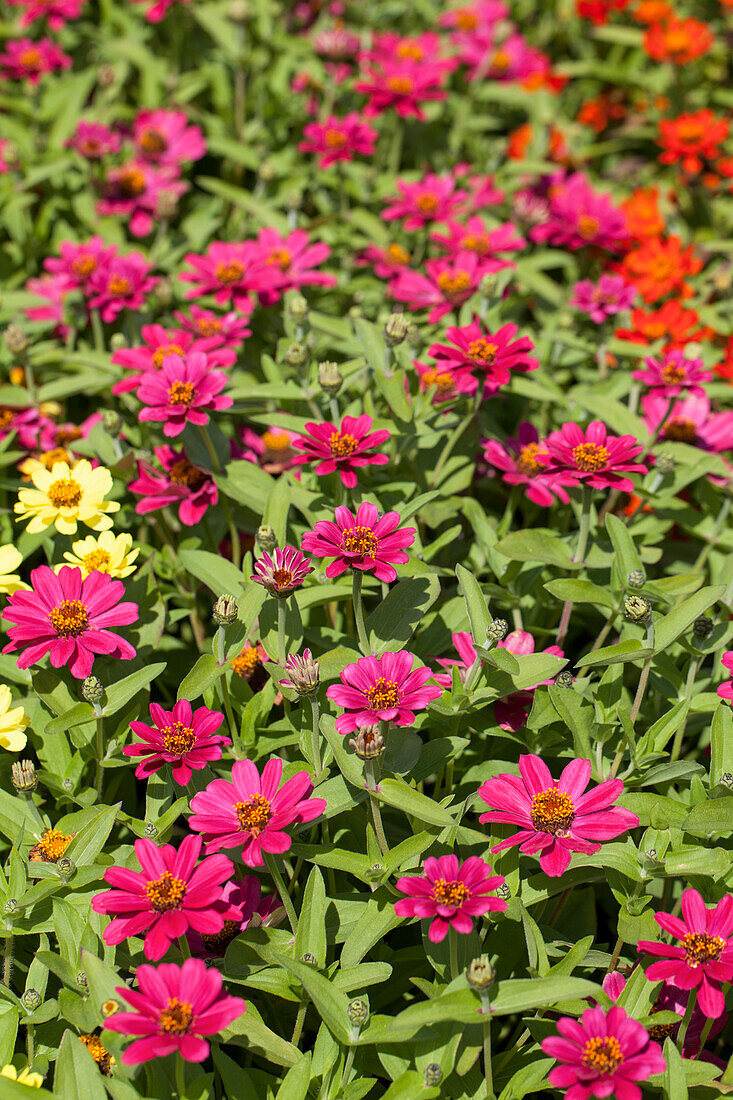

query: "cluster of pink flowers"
xmin=523 ymin=171 xmax=628 ymax=252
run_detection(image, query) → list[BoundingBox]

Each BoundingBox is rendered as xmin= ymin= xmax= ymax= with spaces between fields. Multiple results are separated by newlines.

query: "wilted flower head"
xmin=280 ymin=649 xmax=320 ymax=695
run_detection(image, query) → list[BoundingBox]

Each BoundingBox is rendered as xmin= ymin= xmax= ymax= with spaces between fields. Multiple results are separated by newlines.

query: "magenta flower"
xmin=293 ymin=414 xmax=390 ymax=489
xmin=390 ymin=251 xmax=487 ymax=323
xmin=180 ymin=241 xmax=279 ymax=311
xmin=92 ymin=835 xmax=239 ymax=961
xmin=188 ymin=757 xmax=326 ymax=863
xmin=641 ymin=392 xmax=733 ymax=452
xmin=633 ymin=351 xmax=712 ymax=397
xmin=301 ymin=503 xmax=416 ymax=583
xmin=460 ymin=32 xmax=546 ymax=83
xmin=429 ymin=320 xmax=539 ymax=394
xmin=539 ymin=421 xmax=647 ymax=493
xmin=639 ymin=889 xmax=733 ymax=1019
xmin=0 ymin=405 xmax=50 ymax=451
xmin=382 ymin=174 xmax=468 ymax=231
xmin=481 ymin=422 xmax=572 ymax=507
xmin=24 ymin=273 xmax=73 ymax=331
xmin=111 ymin=323 xmax=235 ymax=396
xmin=327 ymin=650 xmax=443 ymax=735
xmin=104 ymin=957 xmax=245 ymax=1064
xmin=358 ymin=242 xmax=413 ymax=279
xmin=187 ymin=876 xmax=283 ymax=958
xmin=124 ymin=699 xmax=231 ymax=785
xmin=133 ymin=108 xmax=206 ymax=165
xmin=394 ymin=855 xmax=506 ymax=943
xmin=251 ymin=546 xmax=314 ymax=598
xmin=530 ymin=172 xmax=628 ymax=252
xmin=0 ymin=38 xmax=71 ymax=82
xmin=541 ymin=1004 xmax=665 ymax=1100
xmin=96 ymin=159 xmax=187 ymax=239
xmin=253 ymin=227 xmax=336 ymax=306
xmin=717 ymin=652 xmax=733 ymax=703
xmin=86 ymin=252 xmax=158 ymax=322
xmin=571 ymin=274 xmax=636 ymax=323
xmin=173 ymin=305 xmax=253 ymax=348
xmin=355 ymin=59 xmax=449 ymax=121
xmin=8 ymin=0 xmax=83 ymax=29
xmin=129 ymin=446 xmax=217 ymax=527
xmin=434 ymin=631 xmax=479 ymax=688
xmin=299 ymin=113 xmax=378 ymax=167
xmin=66 ymin=121 xmax=121 ymax=159
xmin=137 ymin=350 xmax=232 ymax=437
xmin=602 ymin=972 xmax=728 ymax=1059
xmin=2 ymin=565 xmax=138 ymax=680
xmin=478 ymin=754 xmax=639 ymax=877
xmin=44 ymin=236 xmax=117 ymax=290
xmin=431 ymin=218 xmax=526 ymax=266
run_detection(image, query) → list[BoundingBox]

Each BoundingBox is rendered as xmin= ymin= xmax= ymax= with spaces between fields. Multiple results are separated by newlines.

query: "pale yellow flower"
xmin=0 ymin=1063 xmax=44 ymax=1087
xmin=0 ymin=684 xmax=30 ymax=752
xmin=14 ymin=460 xmax=120 ymax=536
xmin=0 ymin=544 xmax=28 ymax=594
xmin=60 ymin=531 xmax=140 ymax=579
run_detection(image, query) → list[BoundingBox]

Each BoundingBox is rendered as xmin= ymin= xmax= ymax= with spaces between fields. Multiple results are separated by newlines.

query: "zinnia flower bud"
xmin=645 ymin=848 xmax=658 ymax=862
xmin=57 ymin=857 xmax=75 ymax=880
xmin=4 ymin=324 xmax=28 ymax=356
xmin=495 ymin=883 xmax=511 ymax=899
xmin=384 ymin=312 xmax=409 ymax=347
xmin=21 ymin=989 xmax=42 ymax=1012
xmin=213 ymin=594 xmax=239 ymax=626
xmin=281 ymin=649 xmax=319 ymax=696
xmin=82 ymin=676 xmax=104 ymax=704
xmin=656 ymin=452 xmax=675 ymax=474
xmin=109 ymin=333 xmax=127 ymax=351
xmin=62 ymin=778 xmax=74 ymax=792
xmin=721 ymin=772 xmax=733 ymax=788
xmin=288 ymin=295 xmax=309 ymax=323
xmin=301 ymin=953 xmax=318 ymax=966
xmin=627 ymin=570 xmax=645 ymax=589
xmin=11 ymin=760 xmax=37 ymax=793
xmin=486 ymin=619 xmax=508 ymax=642
xmin=256 ymin=525 xmax=277 ymax=551
xmin=228 ymin=0 xmax=249 ymax=22
xmin=479 ymin=273 xmax=498 ymax=297
xmin=692 ymin=616 xmax=713 ymax=640
xmin=285 ymin=343 xmax=308 ymax=368
xmin=554 ymin=671 xmax=574 ymax=688
xmin=4 ymin=899 xmax=18 ymax=916
xmin=318 ymin=360 xmax=343 ymax=395
xmin=347 ymin=999 xmax=369 ymax=1027
xmin=101 ymin=409 xmax=123 ymax=435
xmin=144 ymin=822 xmax=158 ymax=838
xmin=424 ymin=1065 xmax=443 ymax=1086
xmin=467 ymin=955 xmax=495 ymax=990
xmin=624 ymin=595 xmax=652 ymax=624
xmin=348 ymin=727 xmax=384 ymax=759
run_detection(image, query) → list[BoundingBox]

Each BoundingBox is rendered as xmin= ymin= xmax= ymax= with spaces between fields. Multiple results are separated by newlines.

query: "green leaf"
xmin=456 ymin=564 xmax=492 ymax=641
xmin=178 ymin=549 xmax=247 ymax=598
xmin=366 ymin=576 xmax=440 ymax=653
xmin=575 ymin=640 xmax=653 ymax=669
xmin=220 ymin=998 xmax=299 ymax=1067
xmin=710 ymin=701 xmax=733 ymax=787
xmin=495 ymin=530 xmax=575 ymax=569
xmin=375 ymin=778 xmax=455 ymax=827
xmin=102 ymin=663 xmax=166 ymax=716
xmin=605 ymin=513 xmax=643 ymax=579
xmin=341 ymin=891 xmax=403 ymax=968
xmin=663 ymin=1037 xmax=688 ymax=1100
xmin=64 ymin=804 xmax=119 ymax=867
xmin=216 ymin=461 xmax=274 ymax=513
xmin=653 ymin=586 xmax=725 ymax=653
xmin=293 ymin=867 xmax=327 ymax=968
xmin=490 ymin=976 xmax=602 ymax=1015
xmin=543 ymin=579 xmax=616 ymax=610
xmin=380 ymin=1072 xmax=440 ymax=1098
xmin=275 ymin=1054 xmax=311 ymax=1100
xmin=683 ymin=796 xmax=733 ymax=836
xmin=44 ymin=702 xmax=94 ymax=736
xmin=54 ymin=1029 xmax=107 ymax=1100
xmin=272 ymin=953 xmax=351 ymax=1044
xmin=178 ymin=654 xmax=223 ymax=700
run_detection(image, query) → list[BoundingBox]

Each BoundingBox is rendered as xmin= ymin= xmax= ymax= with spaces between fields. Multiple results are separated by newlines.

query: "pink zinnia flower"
xmin=363 ymin=31 xmax=457 ymax=72
xmin=481 ymin=422 xmax=572 ymax=507
xmin=355 ymin=59 xmax=448 ymax=121
xmin=133 ymin=108 xmax=206 ymax=165
xmin=44 ymin=236 xmax=117 ymax=290
xmin=494 ymin=630 xmax=564 ymax=732
xmin=130 ymin=0 xmax=189 ymax=22
xmin=8 ymin=0 xmax=83 ymax=29
xmin=293 ymin=415 xmax=390 ymax=489
xmin=602 ymin=972 xmax=728 ymax=1060
xmin=104 ymin=957 xmax=245 ymax=1064
xmin=327 ymin=650 xmax=443 ymax=735
xmin=24 ymin=273 xmax=73 ymax=332
xmin=639 ymin=889 xmax=733 ymax=1018
xmin=717 ymin=651 xmax=733 ymax=704
xmin=530 ymin=173 xmax=627 ymax=252
xmin=414 ymin=359 xmax=478 ymax=403
xmin=394 ymin=855 xmax=506 ymax=943
xmin=633 ymin=351 xmax=711 ymax=397
xmin=641 ymin=392 xmax=733 ymax=452
xmin=2 ymin=565 xmax=138 ymax=680
xmin=251 ymin=546 xmax=313 ymax=598
xmin=431 ymin=217 xmax=526 ymax=266
xmin=173 ymin=305 xmax=253 ymax=348
xmin=92 ymin=834 xmax=239 ymax=961
xmin=434 ymin=631 xmax=479 ymax=688
xmin=382 ymin=174 xmax=469 ymax=231
xmin=86 ymin=252 xmax=158 ymax=322
xmin=123 ymin=699 xmax=231 ymax=785
xmin=390 ymin=251 xmax=486 ymax=322
xmin=0 ymin=38 xmax=71 ymax=82
xmin=428 ymin=320 xmax=539 ymax=393
xmin=254 ymin=227 xmax=335 ymax=306
xmin=438 ymin=1 xmax=509 ymax=36
xmin=186 ymin=877 xmax=282 ymax=958
xmin=97 ymin=159 xmax=187 ymax=238
xmin=299 ymin=113 xmax=378 ymax=167
xmin=539 ymin=421 xmax=647 ymax=492
xmin=541 ymin=1004 xmax=665 ymax=1100
xmin=234 ymin=424 xmax=299 ymax=473
xmin=189 ymin=757 xmax=326 ymax=862
xmin=66 ymin=120 xmax=121 ymax=159
xmin=357 ymin=242 xmax=413 ymax=279
xmin=129 ymin=446 xmax=217 ymax=527
xmin=136 ymin=350 xmax=232 ymax=438
xmin=180 ymin=241 xmax=279 ymax=311
xmin=301 ymin=503 xmax=416 ymax=583
xmin=111 ymin=324 xmax=235 ymax=396
xmin=571 ymin=274 xmax=636 ymax=323
xmin=0 ymin=405 xmax=50 ymax=451
xmin=477 ymin=754 xmax=639 ymax=877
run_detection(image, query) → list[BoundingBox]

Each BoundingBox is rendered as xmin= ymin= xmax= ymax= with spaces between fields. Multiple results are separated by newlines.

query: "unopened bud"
xmin=9 ymin=366 xmax=24 ymax=386
xmin=479 ymin=273 xmax=498 ymax=298
xmin=4 ymin=899 xmax=18 ymax=916
xmin=101 ymin=999 xmax=119 ymax=1018
xmin=554 ymin=671 xmax=574 ymax=688
xmin=318 ymin=361 xmax=343 ymax=396
xmin=487 ymin=619 xmax=508 ymax=642
xmin=62 ymin=778 xmax=73 ymax=792
xmin=406 ymin=322 xmax=421 ymax=349
xmin=281 ymin=649 xmax=319 ymax=696
xmin=495 ymin=883 xmax=511 ymax=900
xmin=645 ymin=848 xmax=658 ymax=862
xmin=285 ymin=191 xmax=302 ymax=212
xmin=285 ymin=342 xmax=308 ymax=368
xmin=21 ymin=989 xmax=42 ymax=1012
xmin=347 ymin=999 xmax=369 ymax=1027
xmin=213 ymin=594 xmax=239 ymax=626
xmin=624 ymin=595 xmax=652 ymax=624
xmin=384 ymin=312 xmax=409 ymax=347
xmin=152 ymin=276 xmax=173 ymax=308
xmin=424 ymin=1064 xmax=443 ymax=1086
xmin=348 ymin=305 xmax=364 ymax=322
xmin=348 ymin=727 xmax=385 ymax=759
xmin=101 ymin=409 xmax=123 ymax=436
xmin=82 ymin=676 xmax=104 ymax=704
xmin=467 ymin=955 xmax=495 ymax=990
xmin=109 ymin=332 xmax=127 ymax=352
xmin=157 ymin=191 xmax=179 ymax=220
xmin=288 ymin=295 xmax=309 ymax=323
xmin=144 ymin=822 xmax=158 ymax=838
xmin=228 ymin=0 xmax=249 ymax=22
xmin=57 ymin=857 xmax=75 ymax=880
xmin=256 ymin=525 xmax=277 ymax=551
xmin=97 ymin=64 xmax=116 ymax=87
xmin=656 ymin=453 xmax=675 ymax=474
xmin=301 ymin=953 xmax=317 ymax=966
xmin=11 ymin=760 xmax=37 ymax=793
xmin=367 ymin=862 xmax=384 ymax=881
xmin=258 ymin=160 xmax=276 ymax=182
xmin=692 ymin=616 xmax=713 ymax=640
xmin=4 ymin=324 xmax=28 ymax=356
xmin=2 ymin=142 xmax=19 ymax=169
xmin=627 ymin=570 xmax=645 ymax=589
xmin=721 ymin=772 xmax=733 ymax=788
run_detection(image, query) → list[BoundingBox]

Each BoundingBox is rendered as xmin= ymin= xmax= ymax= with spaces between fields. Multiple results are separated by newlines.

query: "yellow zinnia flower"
xmin=0 ymin=684 xmax=30 ymax=752
xmin=14 ymin=460 xmax=120 ymax=536
xmin=0 ymin=1063 xmax=44 ymax=1087
xmin=0 ymin=544 xmax=28 ymax=594
xmin=60 ymin=531 xmax=140 ymax=579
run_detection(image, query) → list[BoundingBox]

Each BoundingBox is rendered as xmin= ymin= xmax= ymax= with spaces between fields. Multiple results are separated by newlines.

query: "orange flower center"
xmin=108 ymin=276 xmax=132 ymax=296
xmin=329 ymin=431 xmax=358 ymax=458
xmin=161 ymin=721 xmax=196 ymax=755
xmin=387 ymin=75 xmax=414 ymax=94
xmin=167 ymin=380 xmax=195 ymax=406
xmin=262 ymin=429 xmax=292 ymax=453
xmin=72 ymin=254 xmax=97 ymax=278
xmin=235 ymin=793 xmax=273 ymax=836
xmin=39 ymin=447 xmax=71 ymax=471
xmin=268 ymin=248 xmax=292 ymax=271
xmin=431 ymin=878 xmax=470 ymax=906
xmin=387 ymin=243 xmax=410 ymax=264
xmin=117 ymin=167 xmax=146 ymax=197
xmin=683 ymin=932 xmax=725 ymax=967
xmin=582 ymin=1036 xmax=624 ymax=1075
xmin=468 ymin=338 xmax=498 ymax=364
xmin=516 ymin=442 xmax=544 ymax=475
xmin=159 ymin=998 xmax=193 ymax=1034
xmin=50 ymin=599 xmax=89 ymax=637
xmin=0 ymin=407 xmax=14 ymax=430
xmin=152 ymin=343 xmax=184 ymax=369
xmin=216 ymin=261 xmax=244 ymax=285
xmin=47 ymin=476 xmax=83 ymax=508
xmin=663 ymin=418 xmax=696 ymax=444
xmin=324 ymin=127 xmax=347 ymax=148
xmin=139 ymin=129 xmax=167 ymax=154
xmin=168 ymin=457 xmax=206 ymax=489
xmin=492 ymin=49 xmax=510 ymax=70
xmin=20 ymin=49 xmax=42 ymax=70
xmin=82 ymin=548 xmax=112 ymax=573
xmin=271 ymin=568 xmax=293 ymax=589
xmin=661 ymin=362 xmax=687 ymax=384
xmin=456 ymin=9 xmax=478 ymax=30
xmin=422 ymin=368 xmax=455 ymax=394
xmin=342 ymin=525 xmax=379 ymax=556
xmin=196 ymin=318 xmax=222 ymax=336
xmin=577 ymin=214 xmax=600 ymax=239
xmin=415 ymin=192 xmax=438 ymax=214
xmin=232 ymin=645 xmax=262 ymax=680
xmin=462 ymin=232 xmax=489 ymax=253
xmin=365 ymin=677 xmax=400 ymax=710
xmin=78 ymin=1034 xmax=114 ymax=1076
xmin=30 ymin=828 xmax=73 ymax=862
xmin=396 ymin=42 xmax=424 ymax=60
xmin=530 ymin=789 xmax=575 ymax=835
xmin=437 ymin=270 xmax=471 ymax=301
xmin=572 ymin=442 xmax=609 ymax=472
xmin=146 ymin=871 xmax=187 ymax=912
xmin=647 ymin=255 xmax=675 ymax=280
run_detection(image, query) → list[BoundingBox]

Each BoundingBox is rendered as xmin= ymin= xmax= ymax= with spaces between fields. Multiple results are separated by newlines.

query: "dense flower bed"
xmin=0 ymin=0 xmax=732 ymax=1096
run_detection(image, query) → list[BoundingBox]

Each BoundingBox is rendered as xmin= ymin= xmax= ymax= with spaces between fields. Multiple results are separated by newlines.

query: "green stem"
xmin=364 ymin=758 xmax=388 ymax=855
xmin=482 ymin=1010 xmax=494 ymax=1100
xmin=309 ymin=696 xmax=322 ymax=778
xmin=429 ymin=408 xmax=475 ymax=489
xmin=340 ymin=1045 xmax=356 ymax=1091
xmin=291 ymin=999 xmax=307 ymax=1047
xmin=449 ymin=927 xmax=459 ymax=982
xmin=670 ymin=655 xmax=701 ymax=762
xmin=677 ymin=989 xmax=697 ymax=1053
xmin=176 ymin=1054 xmax=186 ymax=1098
xmin=94 ymin=712 xmax=105 ymax=801
xmin=220 ymin=673 xmax=240 ymax=757
xmin=692 ymin=495 xmax=732 ymax=575
xmin=277 ymin=600 xmax=287 ymax=666
xmin=178 ymin=935 xmax=191 ymax=959
xmin=352 ymin=571 xmax=370 ymax=655
xmin=265 ymin=853 xmax=298 ymax=933
xmin=2 ymin=935 xmax=13 ymax=987
xmin=90 ymin=309 xmax=105 ymax=353
xmin=26 ymin=1023 xmax=34 ymax=1068
xmin=556 ymin=486 xmax=593 ymax=646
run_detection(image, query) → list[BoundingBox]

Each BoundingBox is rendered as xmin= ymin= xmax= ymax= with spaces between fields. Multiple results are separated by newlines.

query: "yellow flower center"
xmin=139 ymin=129 xmax=167 ymax=154
xmin=40 ymin=447 xmax=71 ymax=472
xmin=231 ymin=645 xmax=262 ymax=680
xmin=47 ymin=476 xmax=83 ymax=508
xmin=387 ymin=243 xmax=410 ymax=264
xmin=50 ymin=599 xmax=89 ymax=637
xmin=365 ymin=677 xmax=400 ymax=710
xmin=20 ymin=48 xmax=42 ymax=69
xmin=268 ymin=248 xmax=292 ymax=271
xmin=262 ymin=430 xmax=292 ymax=453
xmin=492 ymin=49 xmax=510 ymax=70
xmin=462 ymin=232 xmax=489 ymax=253
xmin=431 ymin=878 xmax=470 ymax=906
xmin=415 ymin=192 xmax=438 ymax=214
xmin=168 ymin=380 xmax=195 ymax=406
xmin=161 ymin=721 xmax=196 ymax=755
xmin=437 ymin=270 xmax=471 ymax=301
xmin=145 ymin=871 xmax=187 ymax=913
xmin=582 ymin=1036 xmax=624 ymax=1075
xmin=235 ymin=793 xmax=273 ymax=836
xmin=324 ymin=128 xmax=347 ymax=148
xmin=342 ymin=526 xmax=379 ymax=556
xmin=468 ymin=338 xmax=498 ymax=364
xmin=571 ymin=442 xmax=609 ymax=472
xmin=159 ymin=998 xmax=193 ymax=1034
xmin=108 ymin=276 xmax=132 ymax=296
xmin=152 ymin=343 xmax=184 ymax=369
xmin=30 ymin=828 xmax=73 ymax=862
xmin=78 ymin=1034 xmax=115 ymax=1076
xmin=661 ymin=362 xmax=687 ymax=384
xmin=530 ymin=789 xmax=575 ymax=835
xmin=82 ymin=548 xmax=112 ymax=573
xmin=215 ymin=261 xmax=244 ymax=285
xmin=117 ymin=167 xmax=146 ymax=198
xmin=329 ymin=431 xmax=358 ymax=458
xmin=456 ymin=10 xmax=478 ymax=30
xmin=72 ymin=254 xmax=97 ymax=278
xmin=422 ymin=368 xmax=455 ymax=394
xmin=683 ymin=932 xmax=725 ymax=967
xmin=516 ymin=442 xmax=544 ymax=475
xmin=396 ymin=42 xmax=424 ymax=60
xmin=196 ymin=318 xmax=222 ymax=336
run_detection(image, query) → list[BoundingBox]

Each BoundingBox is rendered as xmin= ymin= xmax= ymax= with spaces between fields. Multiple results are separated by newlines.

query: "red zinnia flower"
xmin=327 ymin=650 xmax=443 ymax=735
xmin=301 ymin=503 xmax=416 ymax=583
xmin=299 ymin=112 xmax=378 ymax=167
xmin=2 ymin=565 xmax=138 ymax=679
xmin=124 ymin=699 xmax=231 ymax=785
xmin=618 ymin=235 xmax=702 ymax=303
xmin=394 ymin=855 xmax=506 ymax=943
xmin=293 ymin=414 xmax=390 ymax=489
xmin=428 ymin=320 xmax=539 ymax=393
xmin=658 ymin=111 xmax=729 ymax=176
xmin=615 ymin=301 xmax=711 ymax=351
xmin=137 ymin=350 xmax=232 ymax=437
xmin=478 ymin=754 xmax=639 ymax=877
xmin=639 ymin=889 xmax=733 ymax=1018
xmin=621 ymin=186 xmax=666 ymax=241
xmin=643 ymin=17 xmax=714 ymax=64
xmin=104 ymin=957 xmax=245 ymax=1064
xmin=129 ymin=446 xmax=217 ymax=527
xmin=539 ymin=421 xmax=647 ymax=492
xmin=251 ymin=546 xmax=314 ymax=597
xmin=92 ymin=835 xmax=239 ymax=961
xmin=188 ymin=757 xmax=326 ymax=862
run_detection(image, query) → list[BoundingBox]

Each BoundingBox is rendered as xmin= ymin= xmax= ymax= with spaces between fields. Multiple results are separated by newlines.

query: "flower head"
xmin=280 ymin=649 xmax=320 ymax=696
xmin=29 ymin=827 xmax=73 ymax=862
xmin=0 ymin=684 xmax=30 ymax=751
xmin=137 ymin=350 xmax=232 ymax=437
xmin=530 ymin=172 xmax=627 ymax=252
xmin=299 ymin=113 xmax=378 ymax=167
xmin=129 ymin=446 xmax=217 ymax=527
xmin=428 ymin=320 xmax=539 ymax=394
xmin=188 ymin=757 xmax=326 ymax=863
xmin=644 ymin=17 xmax=713 ymax=63
xmin=658 ymin=111 xmax=729 ymax=176
xmin=327 ymin=650 xmax=443 ymax=735
xmin=301 ymin=503 xmax=416 ymax=583
xmin=0 ymin=1064 xmax=43 ymax=1087
xmin=293 ymin=415 xmax=390 ymax=489
xmin=616 ymin=300 xmax=711 ymax=351
xmin=133 ymin=108 xmax=206 ymax=166
xmin=539 ymin=421 xmax=647 ymax=493
xmin=633 ymin=351 xmax=711 ymax=397
xmin=180 ymin=241 xmax=279 ymax=311
xmin=571 ymin=275 xmax=636 ymax=324
xmin=251 ymin=546 xmax=313 ymax=598
xmin=86 ymin=252 xmax=158 ymax=322
xmin=14 ymin=460 xmax=119 ymax=536
xmin=382 ymin=174 xmax=469 ymax=231
xmin=3 ymin=565 xmax=138 ymax=679
xmin=481 ymin=423 xmax=572 ymax=507
xmin=124 ymin=699 xmax=231 ymax=785
xmin=395 ymin=855 xmax=506 ymax=943
xmin=355 ymin=59 xmax=449 ymax=121
xmin=104 ymin=957 xmax=245 ymax=1063
xmin=0 ymin=37 xmax=71 ymax=82
xmin=617 ymin=236 xmax=702 ymax=304
xmin=8 ymin=0 xmax=84 ymax=28
xmin=478 ymin=754 xmax=639 ymax=877
xmin=390 ymin=251 xmax=487 ymax=322
xmin=66 ymin=120 xmax=121 ymax=159
xmin=61 ymin=532 xmax=140 ymax=579
xmin=187 ymin=876 xmax=282 ymax=957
